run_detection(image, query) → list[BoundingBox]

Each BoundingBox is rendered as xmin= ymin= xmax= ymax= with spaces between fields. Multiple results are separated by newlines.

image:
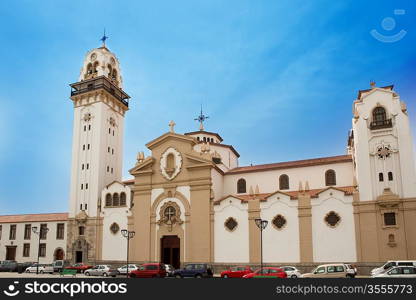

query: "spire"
xmin=100 ymin=28 xmax=109 ymax=47
xmin=194 ymin=105 xmax=209 ymax=131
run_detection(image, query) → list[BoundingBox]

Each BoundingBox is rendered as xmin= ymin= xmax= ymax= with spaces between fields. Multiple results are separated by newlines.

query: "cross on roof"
xmin=100 ymin=29 xmax=108 ymax=47
xmin=194 ymin=106 xmax=209 ymax=131
xmin=169 ymin=120 xmax=176 ymax=133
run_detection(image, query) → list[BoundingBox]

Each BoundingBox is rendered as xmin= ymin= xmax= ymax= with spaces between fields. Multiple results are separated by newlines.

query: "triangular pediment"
xmin=358 ymin=86 xmax=395 ymax=102
xmin=146 ymin=132 xmax=196 ymax=150
xmin=129 ymin=157 xmax=154 ymax=175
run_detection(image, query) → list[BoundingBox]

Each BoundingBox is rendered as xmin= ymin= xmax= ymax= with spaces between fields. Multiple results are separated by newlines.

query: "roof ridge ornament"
xmin=194 ymin=105 xmax=209 ymax=131
xmin=100 ymin=28 xmax=109 ymax=47
xmin=370 ymin=80 xmax=376 ymax=88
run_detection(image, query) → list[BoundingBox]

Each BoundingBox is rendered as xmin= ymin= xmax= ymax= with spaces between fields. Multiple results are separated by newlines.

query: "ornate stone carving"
xmin=110 ymin=222 xmax=120 ymax=234
xmin=157 ymin=201 xmax=183 ymax=232
xmin=325 ymin=211 xmax=341 ymax=228
xmin=272 ymin=215 xmax=287 ymax=230
xmin=160 ymin=147 xmax=182 ymax=181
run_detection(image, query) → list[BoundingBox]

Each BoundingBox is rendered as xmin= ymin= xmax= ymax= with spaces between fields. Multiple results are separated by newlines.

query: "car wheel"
xmin=195 ymin=274 xmax=202 ymax=278
xmin=291 ymin=275 xmax=298 ymax=278
xmin=223 ymin=275 xmax=228 ymax=278
xmin=103 ymin=273 xmax=108 ymax=277
xmin=40 ymin=270 xmax=44 ymax=274
xmin=129 ymin=273 xmax=136 ymax=278
xmin=85 ymin=272 xmax=90 ymax=276
xmin=175 ymin=274 xmax=182 ymax=278
xmin=117 ymin=271 xmax=120 ymax=275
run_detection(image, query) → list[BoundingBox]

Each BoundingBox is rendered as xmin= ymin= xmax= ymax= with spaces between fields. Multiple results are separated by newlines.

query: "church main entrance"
xmin=160 ymin=235 xmax=180 ymax=269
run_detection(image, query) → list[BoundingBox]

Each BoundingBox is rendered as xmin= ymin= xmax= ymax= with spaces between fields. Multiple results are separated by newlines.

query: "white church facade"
xmin=1 ymin=44 xmax=416 ymax=269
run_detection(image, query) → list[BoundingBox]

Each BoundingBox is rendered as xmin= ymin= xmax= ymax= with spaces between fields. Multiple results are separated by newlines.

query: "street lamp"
xmin=255 ymin=218 xmax=268 ymax=273
xmin=32 ymin=226 xmax=49 ymax=274
xmin=121 ymin=229 xmax=135 ymax=278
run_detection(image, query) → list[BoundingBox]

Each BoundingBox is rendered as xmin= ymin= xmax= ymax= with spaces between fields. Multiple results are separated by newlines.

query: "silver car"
xmin=373 ymin=266 xmax=416 ymax=278
xmin=84 ymin=265 xmax=117 ymax=277
xmin=117 ymin=264 xmax=138 ymax=275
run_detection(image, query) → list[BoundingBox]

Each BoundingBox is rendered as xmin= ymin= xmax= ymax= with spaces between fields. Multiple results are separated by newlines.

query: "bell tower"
xmin=67 ymin=40 xmax=130 ymax=263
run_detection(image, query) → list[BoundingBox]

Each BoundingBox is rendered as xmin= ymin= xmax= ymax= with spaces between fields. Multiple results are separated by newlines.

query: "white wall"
xmin=214 ymin=197 xmax=249 ymax=263
xmin=260 ymin=193 xmax=300 ymax=263
xmin=0 ymin=221 xmax=67 ymax=263
xmin=223 ymin=161 xmax=354 ymax=196
xmin=311 ymin=189 xmax=356 ymax=262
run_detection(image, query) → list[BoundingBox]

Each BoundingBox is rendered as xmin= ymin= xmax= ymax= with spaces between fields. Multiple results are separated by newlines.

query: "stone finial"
xmin=370 ymin=81 xmax=376 ymax=88
xmin=136 ymin=151 xmax=145 ymax=164
xmin=255 ymin=185 xmax=259 ymax=195
xmin=298 ymin=181 xmax=304 ymax=192
xmin=169 ymin=120 xmax=176 ymax=133
xmin=249 ymin=186 xmax=254 ymax=197
xmin=304 ymin=181 xmax=310 ymax=191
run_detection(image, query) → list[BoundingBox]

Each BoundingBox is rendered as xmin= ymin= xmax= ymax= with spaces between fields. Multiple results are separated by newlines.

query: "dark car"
xmin=173 ymin=263 xmax=213 ymax=278
xmin=129 ymin=263 xmax=167 ymax=278
xmin=0 ymin=260 xmax=18 ymax=272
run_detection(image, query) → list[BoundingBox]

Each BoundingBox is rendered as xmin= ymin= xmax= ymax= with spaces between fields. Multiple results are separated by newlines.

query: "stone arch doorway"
xmin=161 ymin=235 xmax=180 ymax=269
xmin=54 ymin=248 xmax=65 ymax=261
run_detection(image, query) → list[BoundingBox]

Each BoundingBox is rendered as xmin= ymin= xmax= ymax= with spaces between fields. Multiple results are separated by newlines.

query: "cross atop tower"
xmin=194 ymin=106 xmax=209 ymax=131
xmin=100 ymin=29 xmax=108 ymax=47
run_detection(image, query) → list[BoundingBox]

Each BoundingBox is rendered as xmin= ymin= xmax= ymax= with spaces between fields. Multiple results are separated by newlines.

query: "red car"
xmin=129 ymin=263 xmax=167 ymax=278
xmin=243 ymin=267 xmax=287 ymax=278
xmin=65 ymin=263 xmax=93 ymax=273
xmin=221 ymin=266 xmax=253 ymax=278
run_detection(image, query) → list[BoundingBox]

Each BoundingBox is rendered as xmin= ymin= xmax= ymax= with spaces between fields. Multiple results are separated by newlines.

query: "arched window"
xmin=388 ymin=172 xmax=393 ymax=181
xmin=105 ymin=193 xmax=112 ymax=207
xmin=86 ymin=63 xmax=93 ymax=75
xmin=279 ymin=174 xmax=289 ymax=190
xmin=379 ymin=173 xmax=384 ymax=182
xmin=120 ymin=192 xmax=126 ymax=206
xmin=373 ymin=107 xmax=387 ymax=123
xmin=325 ymin=169 xmax=336 ymax=186
xmin=237 ymin=178 xmax=246 ymax=194
xmin=113 ymin=193 xmax=119 ymax=206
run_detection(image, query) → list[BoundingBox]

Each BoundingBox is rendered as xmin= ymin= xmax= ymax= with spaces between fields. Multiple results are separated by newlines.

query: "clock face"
xmin=90 ymin=53 xmax=97 ymax=61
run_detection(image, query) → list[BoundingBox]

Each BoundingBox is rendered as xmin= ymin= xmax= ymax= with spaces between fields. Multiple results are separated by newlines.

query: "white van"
xmin=371 ymin=261 xmax=416 ymax=276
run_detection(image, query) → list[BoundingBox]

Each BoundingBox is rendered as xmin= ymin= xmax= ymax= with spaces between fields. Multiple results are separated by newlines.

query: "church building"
xmin=2 ymin=43 xmax=416 ymax=269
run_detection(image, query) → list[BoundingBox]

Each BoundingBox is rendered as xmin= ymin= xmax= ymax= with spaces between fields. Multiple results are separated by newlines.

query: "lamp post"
xmin=255 ymin=218 xmax=268 ymax=273
xmin=32 ymin=226 xmax=49 ymax=274
xmin=121 ymin=229 xmax=135 ymax=278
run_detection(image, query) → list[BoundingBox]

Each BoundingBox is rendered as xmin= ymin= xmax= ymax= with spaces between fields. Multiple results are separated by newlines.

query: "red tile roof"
xmin=226 ymin=155 xmax=352 ymax=175
xmin=214 ymin=186 xmax=355 ymax=205
xmin=0 ymin=213 xmax=68 ymax=224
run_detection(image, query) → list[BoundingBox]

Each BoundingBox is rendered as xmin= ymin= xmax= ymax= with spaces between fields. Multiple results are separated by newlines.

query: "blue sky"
xmin=0 ymin=0 xmax=415 ymax=214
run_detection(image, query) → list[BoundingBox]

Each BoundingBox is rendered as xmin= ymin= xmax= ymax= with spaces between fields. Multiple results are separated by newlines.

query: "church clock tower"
xmin=67 ymin=40 xmax=130 ymax=263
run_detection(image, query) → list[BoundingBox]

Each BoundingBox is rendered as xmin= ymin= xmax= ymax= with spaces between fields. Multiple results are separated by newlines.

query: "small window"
xmin=40 ymin=224 xmax=48 ymax=239
xmin=79 ymin=226 xmax=85 ymax=236
xmin=109 ymin=128 xmax=111 ymax=134
xmin=108 ymin=147 xmax=110 ymax=153
xmin=85 ymin=183 xmax=88 ymax=189
xmin=113 ymin=130 xmax=114 ymax=136
xmin=113 ymin=193 xmax=119 ymax=206
xmin=112 ymin=149 xmax=114 ymax=155
xmin=83 ymin=145 xmax=85 ymax=151
xmin=82 ymin=164 xmax=84 ymax=170
xmin=272 ymin=215 xmax=287 ymax=230
xmin=85 ymin=204 xmax=88 ymax=210
xmin=120 ymin=192 xmax=126 ymax=206
xmin=384 ymin=212 xmax=396 ymax=226
xmin=24 ymin=224 xmax=31 ymax=240
xmin=86 ymin=163 xmax=89 ymax=169
xmin=56 ymin=223 xmax=65 ymax=240
xmin=84 ymin=125 xmax=86 ymax=131
xmin=23 ymin=243 xmax=30 ymax=257
xmin=105 ymin=193 xmax=112 ymax=206
xmin=237 ymin=178 xmax=246 ymax=194
xmin=88 ymin=125 xmax=91 ymax=130
xmin=373 ymin=107 xmax=387 ymax=123
xmin=224 ymin=217 xmax=238 ymax=231
xmin=325 ymin=169 xmax=336 ymax=186
xmin=111 ymin=168 xmax=113 ymax=174
xmin=87 ymin=144 xmax=90 ymax=150
xmin=325 ymin=211 xmax=341 ymax=227
xmin=39 ymin=244 xmax=46 ymax=257
xmin=81 ymin=184 xmax=83 ymax=190
xmin=379 ymin=173 xmax=384 ymax=182
xmin=0 ymin=225 xmax=2 ymax=240
xmin=9 ymin=225 xmax=16 ymax=240
xmin=279 ymin=174 xmax=289 ymax=190
xmin=388 ymin=172 xmax=393 ymax=181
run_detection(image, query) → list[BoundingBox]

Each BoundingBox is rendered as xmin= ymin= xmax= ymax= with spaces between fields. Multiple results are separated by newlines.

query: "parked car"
xmin=221 ymin=266 xmax=253 ymax=278
xmin=25 ymin=264 xmax=54 ymax=274
xmin=243 ymin=267 xmax=287 ymax=278
xmin=52 ymin=260 xmax=69 ymax=273
xmin=344 ymin=264 xmax=357 ymax=278
xmin=65 ymin=263 xmax=93 ymax=273
xmin=372 ymin=266 xmax=416 ymax=278
xmin=173 ymin=263 xmax=213 ymax=278
xmin=371 ymin=261 xmax=416 ymax=277
xmin=164 ymin=264 xmax=175 ymax=277
xmin=129 ymin=263 xmax=167 ymax=278
xmin=0 ymin=260 xmax=18 ymax=272
xmin=301 ymin=264 xmax=350 ymax=278
xmin=281 ymin=266 xmax=302 ymax=278
xmin=117 ymin=264 xmax=139 ymax=275
xmin=84 ymin=265 xmax=117 ymax=277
